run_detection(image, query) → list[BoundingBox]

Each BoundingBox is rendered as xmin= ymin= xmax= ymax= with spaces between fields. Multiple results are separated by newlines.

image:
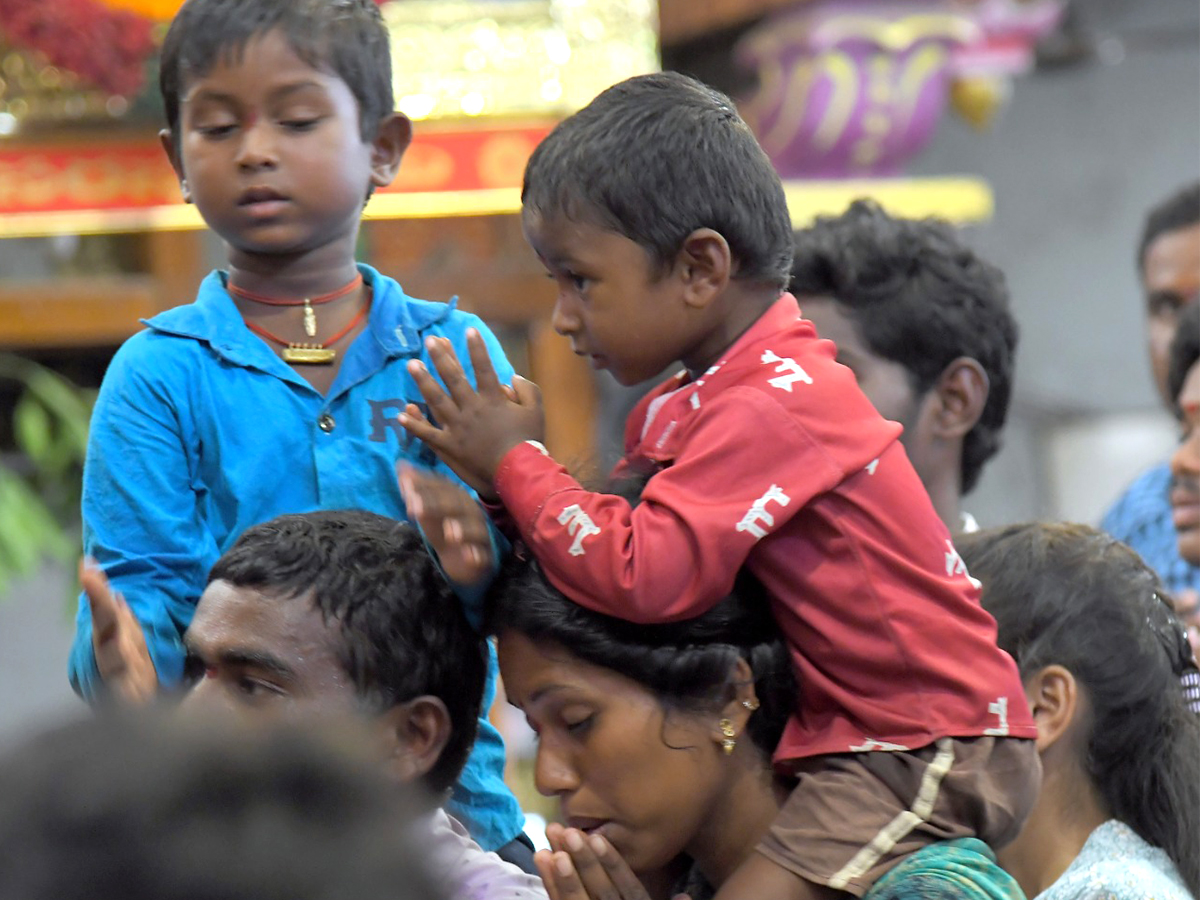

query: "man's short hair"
xmin=159 ymin=0 xmax=393 ymax=140
xmin=790 ymin=199 xmax=1018 ymax=494
xmin=207 ymin=510 xmax=488 ymax=795
xmin=1138 ymin=181 xmax=1200 ymax=274
xmin=522 ymin=71 xmax=794 ymax=290
xmin=0 ymin=711 xmax=445 ymax=900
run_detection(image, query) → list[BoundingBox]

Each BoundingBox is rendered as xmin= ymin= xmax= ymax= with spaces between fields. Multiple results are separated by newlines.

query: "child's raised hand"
xmin=399 ymin=329 xmax=544 ymax=500
xmin=537 ymin=824 xmax=657 ymax=900
xmin=397 ymin=463 xmax=494 ymax=587
xmin=82 ymin=559 xmax=158 ymax=704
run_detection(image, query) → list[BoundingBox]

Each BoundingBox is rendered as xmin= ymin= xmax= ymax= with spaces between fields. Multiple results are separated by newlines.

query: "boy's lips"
xmin=238 ymin=186 xmax=290 ymax=215
xmin=565 ymin=816 xmax=612 ymax=836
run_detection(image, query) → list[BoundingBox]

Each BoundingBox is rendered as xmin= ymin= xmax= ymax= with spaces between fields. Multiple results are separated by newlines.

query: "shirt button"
xmin=318 ymin=413 xmax=335 ymax=433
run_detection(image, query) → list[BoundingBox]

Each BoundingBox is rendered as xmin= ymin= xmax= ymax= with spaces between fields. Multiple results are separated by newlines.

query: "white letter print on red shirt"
xmin=736 ymin=485 xmax=791 ymax=540
xmin=557 ymin=504 xmax=601 ymax=556
xmin=761 ymin=350 xmax=813 ymax=392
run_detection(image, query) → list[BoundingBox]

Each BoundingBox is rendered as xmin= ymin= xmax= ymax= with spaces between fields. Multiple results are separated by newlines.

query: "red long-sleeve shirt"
xmin=495 ymin=295 xmax=1035 ymax=762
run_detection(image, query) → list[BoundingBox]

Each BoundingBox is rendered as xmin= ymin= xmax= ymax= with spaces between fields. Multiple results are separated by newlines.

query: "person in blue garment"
xmin=67 ymin=0 xmax=529 ymax=866
xmin=1102 ymin=182 xmax=1199 ymax=603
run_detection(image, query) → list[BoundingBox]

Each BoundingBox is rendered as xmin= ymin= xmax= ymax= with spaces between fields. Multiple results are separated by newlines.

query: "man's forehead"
xmin=190 ymin=580 xmax=317 ymax=646
xmin=1145 ymin=224 xmax=1200 ymax=289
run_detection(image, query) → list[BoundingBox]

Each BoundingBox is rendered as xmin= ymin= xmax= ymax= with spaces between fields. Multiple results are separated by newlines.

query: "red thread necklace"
xmin=228 ymin=274 xmax=367 ymax=365
xmin=228 ymin=273 xmax=363 ymax=339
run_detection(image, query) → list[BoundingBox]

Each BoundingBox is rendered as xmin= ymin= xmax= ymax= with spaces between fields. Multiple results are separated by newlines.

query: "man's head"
xmin=159 ymin=0 xmax=394 ymax=141
xmin=790 ymin=200 xmax=1018 ymax=507
xmin=1138 ymin=182 xmax=1200 ymax=406
xmin=1169 ymin=301 xmax=1200 ymax=569
xmin=183 ymin=510 xmax=488 ymax=795
xmin=0 ymin=712 xmax=446 ymax=900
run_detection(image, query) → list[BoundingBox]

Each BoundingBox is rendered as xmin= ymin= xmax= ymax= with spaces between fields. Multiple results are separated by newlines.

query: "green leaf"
xmin=13 ymin=395 xmax=53 ymax=469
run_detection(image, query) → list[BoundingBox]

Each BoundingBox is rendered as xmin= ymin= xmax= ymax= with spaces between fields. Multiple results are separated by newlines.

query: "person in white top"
xmin=958 ymin=522 xmax=1199 ymax=900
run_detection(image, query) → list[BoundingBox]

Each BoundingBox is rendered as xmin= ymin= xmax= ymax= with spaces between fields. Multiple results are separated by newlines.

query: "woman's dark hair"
xmin=957 ymin=522 xmax=1200 ymax=895
xmin=487 ymin=546 xmax=794 ymax=758
xmin=160 ymin=0 xmax=393 ymax=141
xmin=207 ymin=510 xmax=487 ymax=796
xmin=522 ymin=71 xmax=794 ymax=291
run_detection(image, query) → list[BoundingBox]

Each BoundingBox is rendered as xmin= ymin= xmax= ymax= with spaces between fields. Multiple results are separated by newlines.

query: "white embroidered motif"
xmin=983 ymin=696 xmax=1010 ymax=736
xmin=736 ymin=485 xmax=791 ymax=539
xmin=849 ymin=738 xmax=910 ymax=752
xmin=865 ymin=458 xmax=880 ymax=475
xmin=557 ymin=504 xmax=600 ymax=557
xmin=760 ymin=350 xmax=813 ymax=392
xmin=944 ymin=539 xmax=983 ymax=588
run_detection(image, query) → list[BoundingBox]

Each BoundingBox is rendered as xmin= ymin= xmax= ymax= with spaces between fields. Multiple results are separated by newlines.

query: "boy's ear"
xmin=929 ymin=357 xmax=989 ymax=440
xmin=368 ymin=112 xmax=413 ymax=191
xmin=677 ymin=228 xmax=732 ymax=310
xmin=376 ymin=695 xmax=451 ymax=784
xmin=159 ymin=128 xmax=191 ymax=204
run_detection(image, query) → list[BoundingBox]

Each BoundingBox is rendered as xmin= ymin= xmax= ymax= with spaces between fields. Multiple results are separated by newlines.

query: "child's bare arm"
xmin=398 ymin=330 xmax=544 ymax=499
xmin=396 ymin=463 xmax=494 ymax=587
xmin=81 ymin=559 xmax=158 ymax=704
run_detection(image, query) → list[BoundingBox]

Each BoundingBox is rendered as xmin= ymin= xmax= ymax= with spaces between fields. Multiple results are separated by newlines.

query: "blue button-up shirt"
xmin=69 ymin=264 xmax=523 ymax=850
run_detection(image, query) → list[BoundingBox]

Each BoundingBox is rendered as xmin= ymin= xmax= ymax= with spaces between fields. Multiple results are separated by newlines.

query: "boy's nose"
xmin=550 ymin=294 xmax=579 ymax=336
xmin=236 ymin=122 xmax=279 ymax=170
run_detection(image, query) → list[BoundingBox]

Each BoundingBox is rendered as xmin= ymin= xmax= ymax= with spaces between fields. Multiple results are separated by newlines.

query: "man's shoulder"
xmin=1102 ymin=461 xmax=1173 ymax=537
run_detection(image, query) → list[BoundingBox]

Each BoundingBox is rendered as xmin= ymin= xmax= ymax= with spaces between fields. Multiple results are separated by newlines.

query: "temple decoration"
xmin=735 ymin=0 xmax=1062 ymax=178
xmin=385 ymin=0 xmax=657 ymax=121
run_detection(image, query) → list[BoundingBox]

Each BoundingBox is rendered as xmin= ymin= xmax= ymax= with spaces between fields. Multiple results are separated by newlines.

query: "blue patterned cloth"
xmin=864 ymin=839 xmax=1025 ymax=900
xmin=1102 ymin=462 xmax=1200 ymax=596
xmin=1035 ymin=820 xmax=1191 ymax=900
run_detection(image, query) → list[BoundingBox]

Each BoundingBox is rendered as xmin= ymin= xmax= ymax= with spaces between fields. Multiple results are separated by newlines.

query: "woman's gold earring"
xmin=719 ymin=718 xmax=736 ymax=755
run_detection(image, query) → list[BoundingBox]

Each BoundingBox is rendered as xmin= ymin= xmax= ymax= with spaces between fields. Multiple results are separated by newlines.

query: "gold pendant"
xmin=303 ymin=299 xmax=317 ymax=337
xmin=282 ymin=344 xmax=336 ymax=364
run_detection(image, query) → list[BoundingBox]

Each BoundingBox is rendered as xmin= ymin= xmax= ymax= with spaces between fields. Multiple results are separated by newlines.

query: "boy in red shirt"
xmin=400 ymin=72 xmax=1039 ymax=899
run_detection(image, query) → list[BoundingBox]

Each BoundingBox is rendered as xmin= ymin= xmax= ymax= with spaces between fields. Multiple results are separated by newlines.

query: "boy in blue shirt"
xmin=68 ymin=0 xmax=527 ymax=862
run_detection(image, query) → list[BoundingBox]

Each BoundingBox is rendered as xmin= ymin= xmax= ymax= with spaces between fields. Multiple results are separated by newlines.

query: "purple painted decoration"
xmin=735 ymin=1 xmax=980 ymax=178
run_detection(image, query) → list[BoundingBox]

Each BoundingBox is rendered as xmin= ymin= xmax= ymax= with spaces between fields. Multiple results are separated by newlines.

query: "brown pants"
xmin=756 ymin=737 xmax=1041 ymax=896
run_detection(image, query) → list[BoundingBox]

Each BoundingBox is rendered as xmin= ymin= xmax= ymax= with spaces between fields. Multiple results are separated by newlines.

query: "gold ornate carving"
xmin=384 ymin=0 xmax=659 ymax=122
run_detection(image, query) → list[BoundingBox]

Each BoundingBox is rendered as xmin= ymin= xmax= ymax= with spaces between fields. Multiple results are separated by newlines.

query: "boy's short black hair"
xmin=207 ymin=510 xmax=487 ymax=795
xmin=160 ymin=0 xmax=393 ymax=141
xmin=790 ymin=199 xmax=1018 ymax=495
xmin=522 ymin=71 xmax=794 ymax=290
xmin=1138 ymin=181 xmax=1200 ymax=274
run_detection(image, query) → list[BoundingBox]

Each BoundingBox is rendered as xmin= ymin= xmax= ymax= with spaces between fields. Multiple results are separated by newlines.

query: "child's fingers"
xmin=82 ymin=561 xmax=120 ymax=642
xmin=397 ymin=402 xmax=451 ymax=454
xmin=406 ymin=359 xmax=462 ymax=428
xmin=512 ymin=373 xmax=543 ymax=410
xmin=465 ymin=328 xmax=505 ymax=397
xmin=424 ymin=337 xmax=479 ymax=408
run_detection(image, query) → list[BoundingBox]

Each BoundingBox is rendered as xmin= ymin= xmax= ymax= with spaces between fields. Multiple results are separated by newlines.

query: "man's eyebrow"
xmin=1148 ymin=289 xmax=1194 ymax=309
xmin=207 ymin=647 xmax=296 ymax=680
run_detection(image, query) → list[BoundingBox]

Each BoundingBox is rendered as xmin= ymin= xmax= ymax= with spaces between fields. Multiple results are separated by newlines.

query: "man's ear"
xmin=676 ymin=228 xmax=732 ymax=311
xmin=929 ymin=357 xmax=989 ymax=440
xmin=1023 ymin=665 xmax=1078 ymax=753
xmin=368 ymin=112 xmax=413 ymax=192
xmin=376 ymin=695 xmax=451 ymax=785
xmin=159 ymin=128 xmax=191 ymax=204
